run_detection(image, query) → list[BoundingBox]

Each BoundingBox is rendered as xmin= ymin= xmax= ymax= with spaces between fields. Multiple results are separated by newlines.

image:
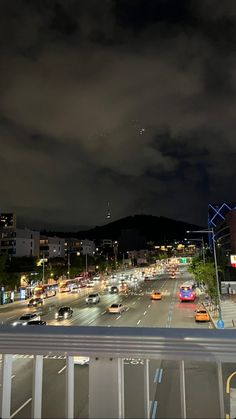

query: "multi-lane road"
xmin=0 ymin=266 xmax=235 ymax=418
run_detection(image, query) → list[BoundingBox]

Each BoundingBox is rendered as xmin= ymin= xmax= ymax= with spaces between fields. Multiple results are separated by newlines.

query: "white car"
xmin=86 ymin=293 xmax=100 ymax=304
xmin=108 ymin=303 xmax=125 ymax=314
xmin=13 ymin=313 xmax=41 ymax=326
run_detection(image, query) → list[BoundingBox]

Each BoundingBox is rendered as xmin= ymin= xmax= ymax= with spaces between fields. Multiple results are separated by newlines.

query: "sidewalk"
xmin=205 ymin=295 xmax=236 ymax=329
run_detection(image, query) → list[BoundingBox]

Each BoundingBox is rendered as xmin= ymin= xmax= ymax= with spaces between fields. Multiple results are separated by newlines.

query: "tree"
xmin=188 ymin=258 xmax=218 ymax=304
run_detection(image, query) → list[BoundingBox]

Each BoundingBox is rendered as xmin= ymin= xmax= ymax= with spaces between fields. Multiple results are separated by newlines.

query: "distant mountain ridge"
xmin=76 ymin=214 xmax=203 ymax=243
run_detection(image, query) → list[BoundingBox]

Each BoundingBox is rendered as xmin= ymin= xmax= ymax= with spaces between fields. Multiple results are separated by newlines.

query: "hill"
xmin=76 ymin=214 xmax=203 ymax=244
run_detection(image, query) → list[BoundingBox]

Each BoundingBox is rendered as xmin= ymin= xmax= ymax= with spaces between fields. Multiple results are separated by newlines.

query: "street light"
xmin=187 ymin=228 xmax=222 ymax=323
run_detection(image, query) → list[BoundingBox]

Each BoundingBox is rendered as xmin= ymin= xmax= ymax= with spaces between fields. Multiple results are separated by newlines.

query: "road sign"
xmin=217 ymin=319 xmax=225 ymax=329
xmin=181 ymin=258 xmax=187 ymax=264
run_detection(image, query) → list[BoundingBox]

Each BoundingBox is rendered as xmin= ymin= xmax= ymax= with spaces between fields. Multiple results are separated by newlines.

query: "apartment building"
xmin=0 ymin=228 xmax=40 ymax=257
xmin=40 ymin=236 xmax=65 ymax=258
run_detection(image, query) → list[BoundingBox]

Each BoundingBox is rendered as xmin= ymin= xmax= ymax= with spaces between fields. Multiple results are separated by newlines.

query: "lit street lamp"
xmin=187 ymin=228 xmax=223 ymax=324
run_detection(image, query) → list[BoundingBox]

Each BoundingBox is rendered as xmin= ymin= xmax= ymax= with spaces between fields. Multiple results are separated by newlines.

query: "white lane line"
xmin=87 ymin=319 xmax=94 ymax=325
xmin=101 ymin=311 xmax=106 ymax=315
xmin=116 ymin=315 xmax=121 ymax=320
xmin=137 ymin=320 xmax=141 ymax=325
xmin=151 ymin=400 xmax=158 ymax=419
xmin=154 ymin=368 xmax=159 ymax=383
xmin=158 ymin=368 xmax=163 ymax=383
xmin=148 ymin=304 xmax=151 ymax=308
xmin=6 ymin=315 xmax=16 ymax=321
xmin=132 ymin=302 xmax=136 ymax=305
xmin=58 ymin=365 xmax=66 ymax=374
xmin=126 ymin=307 xmax=130 ymax=311
xmin=144 ymin=311 xmax=147 ymax=315
xmin=10 ymin=398 xmax=32 ymax=418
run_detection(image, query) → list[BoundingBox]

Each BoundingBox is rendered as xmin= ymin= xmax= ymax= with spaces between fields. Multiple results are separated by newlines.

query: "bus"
xmin=33 ymin=284 xmax=57 ymax=299
xmin=58 ymin=277 xmax=85 ymax=293
xmin=179 ymin=285 xmax=196 ymax=302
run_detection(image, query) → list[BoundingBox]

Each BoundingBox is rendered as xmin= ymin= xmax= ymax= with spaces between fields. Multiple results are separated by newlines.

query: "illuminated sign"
xmin=230 ymin=255 xmax=236 ymax=268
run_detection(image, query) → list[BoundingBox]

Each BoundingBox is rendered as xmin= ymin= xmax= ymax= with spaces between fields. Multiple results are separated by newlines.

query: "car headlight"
xmin=23 ymin=322 xmax=27 ymax=326
xmin=13 ymin=322 xmax=17 ymax=326
xmin=55 ymin=313 xmax=59 ymax=318
xmin=64 ymin=313 xmax=68 ymax=318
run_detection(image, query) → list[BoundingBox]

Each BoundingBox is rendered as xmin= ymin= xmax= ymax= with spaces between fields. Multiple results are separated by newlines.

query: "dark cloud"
xmin=0 ymin=0 xmax=236 ymax=230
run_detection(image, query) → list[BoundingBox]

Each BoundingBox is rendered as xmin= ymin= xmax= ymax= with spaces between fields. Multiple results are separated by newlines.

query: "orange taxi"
xmin=151 ymin=291 xmax=162 ymax=300
xmin=195 ymin=308 xmax=210 ymax=322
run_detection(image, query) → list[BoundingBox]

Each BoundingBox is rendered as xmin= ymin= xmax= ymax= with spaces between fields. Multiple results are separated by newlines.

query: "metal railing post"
xmin=179 ymin=360 xmax=187 ymax=419
xmin=1 ymin=354 xmax=13 ymax=419
xmin=32 ymin=355 xmax=43 ymax=419
xmin=217 ymin=361 xmax=225 ymax=419
xmin=144 ymin=359 xmax=150 ymax=419
xmin=65 ymin=356 xmax=74 ymax=419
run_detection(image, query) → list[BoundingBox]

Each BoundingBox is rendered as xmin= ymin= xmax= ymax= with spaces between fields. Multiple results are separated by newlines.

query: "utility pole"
xmin=42 ymin=257 xmax=45 ymax=285
xmin=85 ymin=253 xmax=88 ymax=278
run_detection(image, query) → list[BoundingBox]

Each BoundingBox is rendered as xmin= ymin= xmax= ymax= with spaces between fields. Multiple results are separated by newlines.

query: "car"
xmin=55 ymin=306 xmax=73 ymax=320
xmin=151 ymin=291 xmax=162 ymax=300
xmin=109 ymin=286 xmax=118 ymax=294
xmin=87 ymin=281 xmax=95 ymax=288
xmin=108 ymin=303 xmax=125 ymax=314
xmin=13 ymin=313 xmax=41 ymax=326
xmin=86 ymin=293 xmax=100 ymax=304
xmin=28 ymin=297 xmax=44 ymax=307
xmin=27 ymin=320 xmax=47 ymax=325
xmin=71 ymin=285 xmax=80 ymax=293
xmin=195 ymin=309 xmax=210 ymax=322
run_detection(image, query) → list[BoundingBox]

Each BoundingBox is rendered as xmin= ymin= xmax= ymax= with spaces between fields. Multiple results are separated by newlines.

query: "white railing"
xmin=0 ymin=326 xmax=235 ymax=419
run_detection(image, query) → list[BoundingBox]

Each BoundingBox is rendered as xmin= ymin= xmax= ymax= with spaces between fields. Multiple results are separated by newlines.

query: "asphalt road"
xmin=0 ymin=266 xmax=233 ymax=418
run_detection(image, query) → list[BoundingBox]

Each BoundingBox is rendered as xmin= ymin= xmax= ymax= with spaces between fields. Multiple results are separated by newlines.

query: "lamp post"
xmin=67 ymin=252 xmax=70 ymax=279
xmin=85 ymin=253 xmax=88 ymax=278
xmin=187 ymin=228 xmax=222 ymax=323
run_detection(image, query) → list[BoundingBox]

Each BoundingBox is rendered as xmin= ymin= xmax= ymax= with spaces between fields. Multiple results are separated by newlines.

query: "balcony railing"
xmin=0 ymin=326 xmax=235 ymax=418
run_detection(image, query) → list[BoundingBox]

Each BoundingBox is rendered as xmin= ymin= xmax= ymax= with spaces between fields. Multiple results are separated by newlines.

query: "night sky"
xmin=0 ymin=0 xmax=235 ymax=230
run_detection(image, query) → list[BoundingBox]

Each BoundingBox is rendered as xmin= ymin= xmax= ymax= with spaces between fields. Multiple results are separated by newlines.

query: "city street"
xmin=0 ymin=266 xmax=232 ymax=418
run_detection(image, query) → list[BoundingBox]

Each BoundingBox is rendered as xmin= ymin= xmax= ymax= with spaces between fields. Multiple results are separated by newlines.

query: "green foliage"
xmin=188 ymin=258 xmax=218 ymax=303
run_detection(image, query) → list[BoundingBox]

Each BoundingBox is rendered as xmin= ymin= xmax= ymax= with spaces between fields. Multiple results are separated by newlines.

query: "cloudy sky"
xmin=0 ymin=0 xmax=235 ymax=230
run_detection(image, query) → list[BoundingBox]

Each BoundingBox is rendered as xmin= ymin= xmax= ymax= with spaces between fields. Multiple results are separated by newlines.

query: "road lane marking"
xmin=58 ymin=365 xmax=66 ymax=374
xmin=154 ymin=368 xmax=160 ymax=383
xmin=10 ymin=398 xmax=32 ymax=418
xmin=144 ymin=311 xmax=147 ymax=315
xmin=148 ymin=304 xmax=151 ymax=308
xmin=116 ymin=315 xmax=121 ymax=320
xmin=88 ymin=319 xmax=94 ymax=325
xmin=137 ymin=320 xmax=141 ymax=325
xmin=126 ymin=307 xmax=130 ymax=311
xmin=151 ymin=401 xmax=158 ymax=418
xmin=101 ymin=311 xmax=106 ymax=315
xmin=132 ymin=301 xmax=136 ymax=305
xmin=158 ymin=368 xmax=163 ymax=383
xmin=6 ymin=315 xmax=16 ymax=321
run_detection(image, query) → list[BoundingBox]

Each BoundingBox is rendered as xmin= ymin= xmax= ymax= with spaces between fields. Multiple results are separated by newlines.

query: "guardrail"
xmin=0 ymin=326 xmax=234 ymax=419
